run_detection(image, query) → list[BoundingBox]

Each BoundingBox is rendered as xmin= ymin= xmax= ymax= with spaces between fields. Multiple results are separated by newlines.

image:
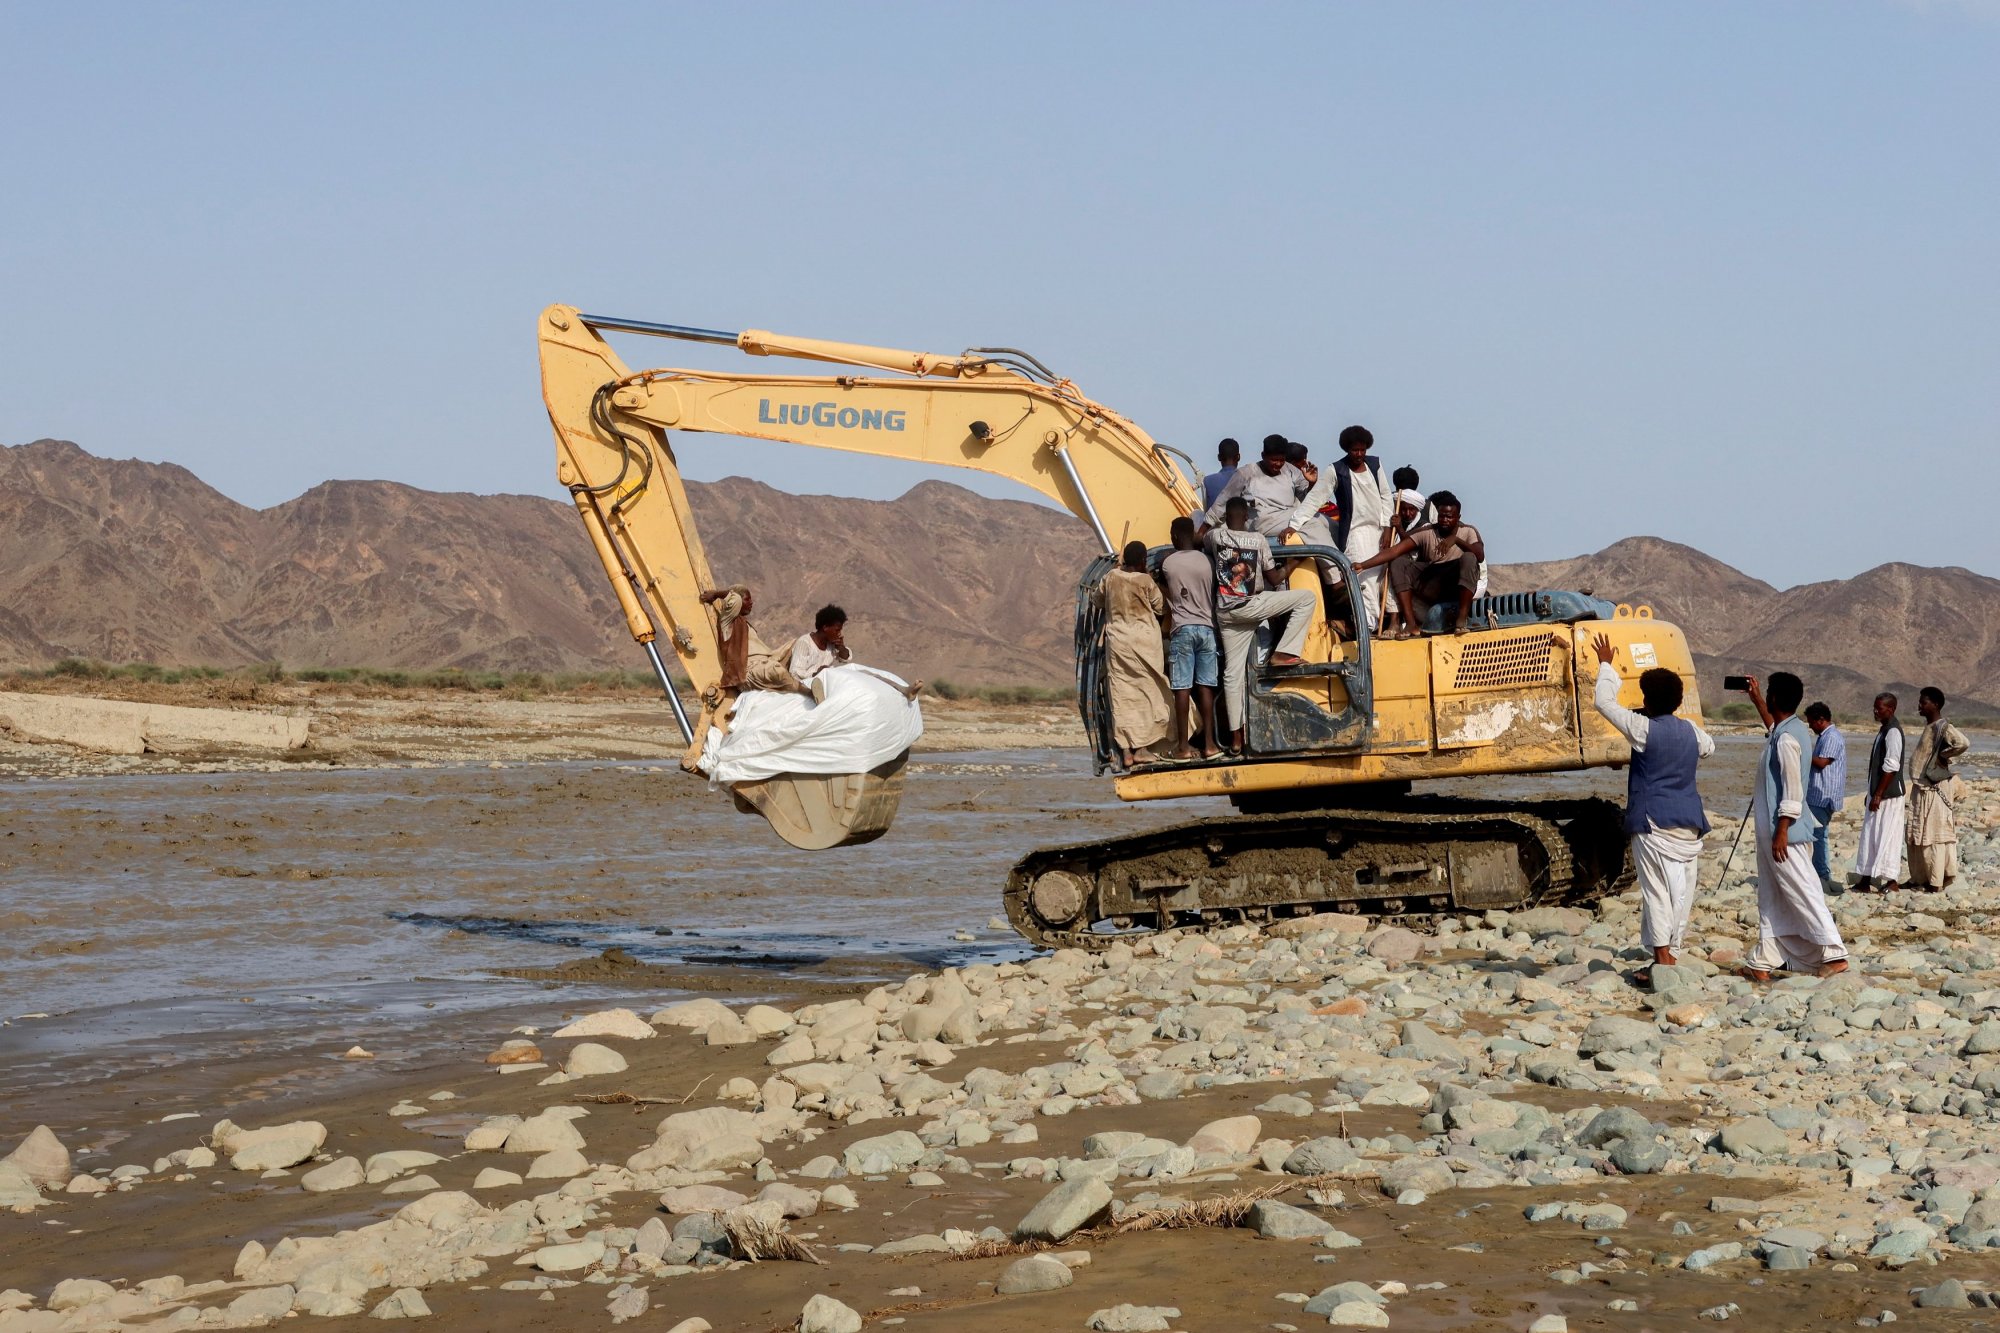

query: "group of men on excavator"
xmin=1099 ymin=425 xmax=1489 ymax=768
xmin=1200 ymin=427 xmax=1488 ymax=641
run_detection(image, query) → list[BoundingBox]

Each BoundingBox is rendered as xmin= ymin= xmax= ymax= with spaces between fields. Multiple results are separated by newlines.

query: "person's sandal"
xmin=1737 ymin=966 xmax=1774 ymax=983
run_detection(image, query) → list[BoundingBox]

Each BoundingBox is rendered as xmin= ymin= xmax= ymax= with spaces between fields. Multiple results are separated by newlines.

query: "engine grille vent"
xmin=1452 ymin=632 xmax=1561 ymax=690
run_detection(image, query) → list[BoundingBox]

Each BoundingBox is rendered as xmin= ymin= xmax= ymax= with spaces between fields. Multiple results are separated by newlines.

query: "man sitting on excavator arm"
xmin=680 ymin=584 xmax=812 ymax=771
xmin=1354 ymin=491 xmax=1485 ymax=638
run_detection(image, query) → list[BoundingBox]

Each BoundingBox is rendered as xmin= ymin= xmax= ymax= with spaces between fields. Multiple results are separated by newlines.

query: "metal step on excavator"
xmin=537 ymin=304 xmax=1695 ymax=935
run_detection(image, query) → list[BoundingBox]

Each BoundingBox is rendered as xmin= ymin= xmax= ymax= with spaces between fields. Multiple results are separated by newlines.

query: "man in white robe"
xmin=1853 ymin=692 xmax=1908 ymax=891
xmin=1589 ymin=634 xmax=1713 ymax=983
xmin=1337 ymin=428 xmax=1394 ymax=631
xmin=1742 ymin=672 xmax=1849 ymax=979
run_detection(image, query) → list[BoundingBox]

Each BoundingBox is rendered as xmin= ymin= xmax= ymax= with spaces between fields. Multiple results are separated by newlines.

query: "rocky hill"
xmin=0 ymin=439 xmax=1094 ymax=686
xmin=1491 ymin=536 xmax=2000 ymax=718
xmin=3 ymin=440 xmax=1993 ymax=715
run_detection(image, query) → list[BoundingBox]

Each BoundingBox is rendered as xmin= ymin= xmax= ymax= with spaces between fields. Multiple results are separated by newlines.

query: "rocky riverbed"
xmin=4 ymin=780 xmax=2000 ymax=1331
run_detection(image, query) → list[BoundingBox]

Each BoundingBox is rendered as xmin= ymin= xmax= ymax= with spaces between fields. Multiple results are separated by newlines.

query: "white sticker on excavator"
xmin=1630 ymin=642 xmax=1657 ymax=668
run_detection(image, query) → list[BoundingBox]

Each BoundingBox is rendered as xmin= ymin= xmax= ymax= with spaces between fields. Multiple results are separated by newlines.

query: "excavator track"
xmin=1003 ymin=796 xmax=1632 ymax=951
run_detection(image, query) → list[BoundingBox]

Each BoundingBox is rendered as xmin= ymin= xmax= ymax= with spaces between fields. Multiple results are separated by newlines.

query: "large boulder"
xmin=650 ymin=998 xmax=736 ymax=1030
xmin=1014 ymin=1176 xmax=1112 ymax=1242
xmin=3 ymin=1126 xmax=71 ymax=1189
xmin=502 ymin=1112 xmax=586 ymax=1155
xmin=842 ymin=1131 xmax=926 ymax=1176
xmin=221 ymin=1120 xmax=328 ymax=1171
xmin=996 ymin=1254 xmax=1075 ymax=1294
xmin=1283 ymin=1137 xmax=1359 ymax=1175
xmin=798 ymin=1294 xmax=863 ymax=1333
xmin=1577 ymin=1016 xmax=1660 ymax=1057
xmin=552 ymin=1008 xmax=655 ymax=1040
xmin=1717 ymin=1116 xmax=1787 ymax=1159
xmin=1185 ymin=1115 xmax=1260 ymax=1157
xmin=629 ymin=1106 xmax=761 ymax=1173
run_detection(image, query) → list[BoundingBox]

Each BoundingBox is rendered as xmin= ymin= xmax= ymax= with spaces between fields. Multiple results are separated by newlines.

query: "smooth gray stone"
xmin=1917 ymin=1279 xmax=1972 ymax=1310
xmin=1718 ymin=1117 xmax=1787 ymax=1158
xmin=1304 ymin=1282 xmax=1386 ymax=1316
xmin=1576 ymin=1107 xmax=1655 ymax=1148
xmin=1246 ymin=1199 xmax=1333 ymax=1241
xmin=1013 ymin=1176 xmax=1110 ymax=1242
xmin=1610 ymin=1137 xmax=1670 ymax=1175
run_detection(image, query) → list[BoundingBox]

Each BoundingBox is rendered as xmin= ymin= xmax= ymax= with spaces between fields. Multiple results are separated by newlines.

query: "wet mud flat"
xmin=0 ymin=750 xmax=1221 ymax=1131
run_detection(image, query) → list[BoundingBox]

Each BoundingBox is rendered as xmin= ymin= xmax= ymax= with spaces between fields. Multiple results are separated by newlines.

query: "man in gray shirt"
xmin=1202 ymin=434 xmax=1307 ymax=539
xmin=1159 ymin=516 xmax=1219 ymax=758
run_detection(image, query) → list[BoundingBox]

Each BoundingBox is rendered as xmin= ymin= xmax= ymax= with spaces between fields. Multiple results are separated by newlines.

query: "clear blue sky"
xmin=3 ymin=2 xmax=1994 ymax=588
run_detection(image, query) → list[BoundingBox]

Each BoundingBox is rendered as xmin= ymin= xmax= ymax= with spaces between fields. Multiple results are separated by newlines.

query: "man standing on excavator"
xmin=1202 ymin=435 xmax=1308 ymax=539
xmin=1208 ymin=497 xmax=1316 ymax=756
xmin=1201 ymin=438 xmax=1241 ymax=510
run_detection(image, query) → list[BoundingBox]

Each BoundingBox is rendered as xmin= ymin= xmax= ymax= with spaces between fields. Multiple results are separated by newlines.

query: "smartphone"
xmin=1723 ymin=675 xmax=1751 ymax=691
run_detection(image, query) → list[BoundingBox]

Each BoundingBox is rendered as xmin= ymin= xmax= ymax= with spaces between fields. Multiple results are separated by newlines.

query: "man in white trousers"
xmin=1741 ymin=672 xmax=1850 ymax=980
xmin=1853 ymin=691 xmax=1908 ymax=892
xmin=1589 ymin=634 xmax=1713 ymax=987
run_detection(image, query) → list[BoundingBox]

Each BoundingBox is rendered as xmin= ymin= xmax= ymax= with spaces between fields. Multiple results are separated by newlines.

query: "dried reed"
xmin=722 ymin=1213 xmax=825 ymax=1265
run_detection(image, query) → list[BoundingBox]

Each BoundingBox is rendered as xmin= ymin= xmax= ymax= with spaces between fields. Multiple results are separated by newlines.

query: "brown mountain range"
xmin=1493 ymin=538 xmax=2000 ymax=718
xmin=0 ymin=439 xmax=1094 ymax=687
xmin=3 ymin=439 xmax=1993 ymax=716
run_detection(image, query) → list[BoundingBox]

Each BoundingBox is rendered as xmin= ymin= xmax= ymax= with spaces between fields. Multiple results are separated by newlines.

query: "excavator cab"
xmin=1074 ymin=543 xmax=1376 ymax=771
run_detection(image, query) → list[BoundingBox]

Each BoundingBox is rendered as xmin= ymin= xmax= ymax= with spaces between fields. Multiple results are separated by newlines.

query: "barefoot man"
xmin=1741 ymin=671 xmax=1849 ymax=980
xmin=1353 ymin=491 xmax=1484 ymax=637
xmin=1589 ymin=634 xmax=1712 ymax=986
xmin=682 ymin=584 xmax=811 ymax=770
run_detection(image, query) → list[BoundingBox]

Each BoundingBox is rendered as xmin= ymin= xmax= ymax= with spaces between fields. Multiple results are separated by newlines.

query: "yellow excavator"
xmin=538 ymin=305 xmax=1701 ymax=949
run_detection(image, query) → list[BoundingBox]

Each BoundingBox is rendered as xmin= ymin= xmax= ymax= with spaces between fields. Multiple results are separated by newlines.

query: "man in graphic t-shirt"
xmin=1205 ymin=498 xmax=1316 ymax=755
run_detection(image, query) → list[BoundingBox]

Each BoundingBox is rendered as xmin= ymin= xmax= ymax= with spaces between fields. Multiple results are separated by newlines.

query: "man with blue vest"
xmin=1741 ymin=671 xmax=1850 ymax=980
xmin=1590 ymin=634 xmax=1713 ymax=986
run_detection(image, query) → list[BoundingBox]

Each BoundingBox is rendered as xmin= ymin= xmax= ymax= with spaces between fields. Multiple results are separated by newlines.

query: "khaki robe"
xmin=1907 ymin=719 xmax=1970 ymax=888
xmin=1099 ymin=569 xmax=1171 ymax=753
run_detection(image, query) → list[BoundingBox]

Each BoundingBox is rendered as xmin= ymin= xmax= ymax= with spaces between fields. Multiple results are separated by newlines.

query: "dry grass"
xmin=722 ymin=1212 xmax=825 ymax=1266
xmin=947 ymin=1172 xmax=1346 ymax=1260
xmin=1103 ymin=1175 xmax=1306 ymax=1234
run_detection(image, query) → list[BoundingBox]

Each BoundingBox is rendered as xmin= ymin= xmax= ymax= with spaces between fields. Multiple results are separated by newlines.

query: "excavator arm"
xmin=537 ymin=303 xmax=1202 ymax=849
xmin=539 ymin=304 xmax=1200 ymax=706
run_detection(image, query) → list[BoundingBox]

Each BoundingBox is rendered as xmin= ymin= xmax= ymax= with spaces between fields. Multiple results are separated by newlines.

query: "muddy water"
xmin=0 ymin=751 xmax=1227 ymax=1111
xmin=5 ymin=730 xmax=1957 ymax=1120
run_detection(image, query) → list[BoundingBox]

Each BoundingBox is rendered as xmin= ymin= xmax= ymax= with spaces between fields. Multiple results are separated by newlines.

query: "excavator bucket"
xmin=727 ymin=756 xmax=910 ymax=850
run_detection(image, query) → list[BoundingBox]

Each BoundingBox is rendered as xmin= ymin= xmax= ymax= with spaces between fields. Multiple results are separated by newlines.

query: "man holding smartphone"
xmin=1737 ymin=672 xmax=1849 ymax=980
